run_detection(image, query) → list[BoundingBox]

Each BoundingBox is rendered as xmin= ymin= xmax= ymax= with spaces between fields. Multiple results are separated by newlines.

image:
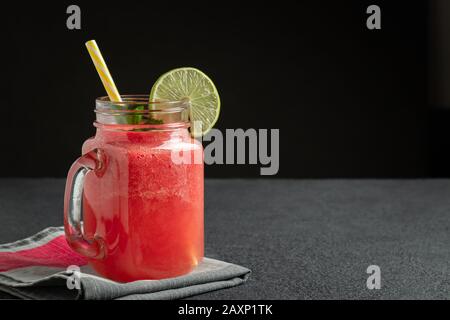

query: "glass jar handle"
xmin=64 ymin=149 xmax=106 ymax=259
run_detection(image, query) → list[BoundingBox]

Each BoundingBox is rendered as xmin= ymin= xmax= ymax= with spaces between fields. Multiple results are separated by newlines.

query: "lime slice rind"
xmin=149 ymin=67 xmax=220 ymax=137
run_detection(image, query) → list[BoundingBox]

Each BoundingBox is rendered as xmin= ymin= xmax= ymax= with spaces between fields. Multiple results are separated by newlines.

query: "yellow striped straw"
xmin=85 ymin=40 xmax=122 ymax=102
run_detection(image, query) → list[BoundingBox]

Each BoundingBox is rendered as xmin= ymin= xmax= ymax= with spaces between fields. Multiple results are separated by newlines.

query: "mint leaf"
xmin=109 ymin=104 xmax=164 ymax=125
xmin=130 ymin=105 xmax=144 ymax=125
xmin=146 ymin=117 xmax=164 ymax=125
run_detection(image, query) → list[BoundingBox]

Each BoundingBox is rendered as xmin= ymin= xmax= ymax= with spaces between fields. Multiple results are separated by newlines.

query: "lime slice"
xmin=149 ymin=67 xmax=220 ymax=137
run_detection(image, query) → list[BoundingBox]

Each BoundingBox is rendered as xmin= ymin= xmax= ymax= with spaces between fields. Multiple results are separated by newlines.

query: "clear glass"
xmin=64 ymin=95 xmax=204 ymax=282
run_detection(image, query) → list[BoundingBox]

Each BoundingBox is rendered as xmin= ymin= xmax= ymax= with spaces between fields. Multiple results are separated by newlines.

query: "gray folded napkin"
xmin=0 ymin=227 xmax=250 ymax=300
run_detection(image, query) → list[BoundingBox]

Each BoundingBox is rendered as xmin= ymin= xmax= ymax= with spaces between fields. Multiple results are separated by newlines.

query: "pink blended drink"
xmin=64 ymin=96 xmax=204 ymax=282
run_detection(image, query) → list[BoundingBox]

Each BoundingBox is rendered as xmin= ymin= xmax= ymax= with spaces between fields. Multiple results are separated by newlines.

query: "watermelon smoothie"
xmin=64 ymin=97 xmax=204 ymax=282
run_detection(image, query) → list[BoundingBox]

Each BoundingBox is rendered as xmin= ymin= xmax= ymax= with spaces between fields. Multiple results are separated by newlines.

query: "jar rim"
xmin=95 ymin=95 xmax=190 ymax=126
xmin=95 ymin=95 xmax=188 ymax=113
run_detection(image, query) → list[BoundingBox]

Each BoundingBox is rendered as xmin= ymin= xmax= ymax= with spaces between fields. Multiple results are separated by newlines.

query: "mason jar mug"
xmin=64 ymin=96 xmax=204 ymax=282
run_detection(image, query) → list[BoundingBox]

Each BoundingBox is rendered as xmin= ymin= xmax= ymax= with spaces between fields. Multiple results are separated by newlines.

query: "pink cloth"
xmin=0 ymin=227 xmax=87 ymax=272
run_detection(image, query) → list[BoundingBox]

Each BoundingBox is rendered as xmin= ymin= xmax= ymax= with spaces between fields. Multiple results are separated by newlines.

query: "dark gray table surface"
xmin=0 ymin=179 xmax=449 ymax=299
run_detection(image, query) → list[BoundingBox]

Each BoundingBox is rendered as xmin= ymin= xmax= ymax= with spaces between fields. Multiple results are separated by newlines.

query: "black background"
xmin=2 ymin=1 xmax=434 ymax=178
